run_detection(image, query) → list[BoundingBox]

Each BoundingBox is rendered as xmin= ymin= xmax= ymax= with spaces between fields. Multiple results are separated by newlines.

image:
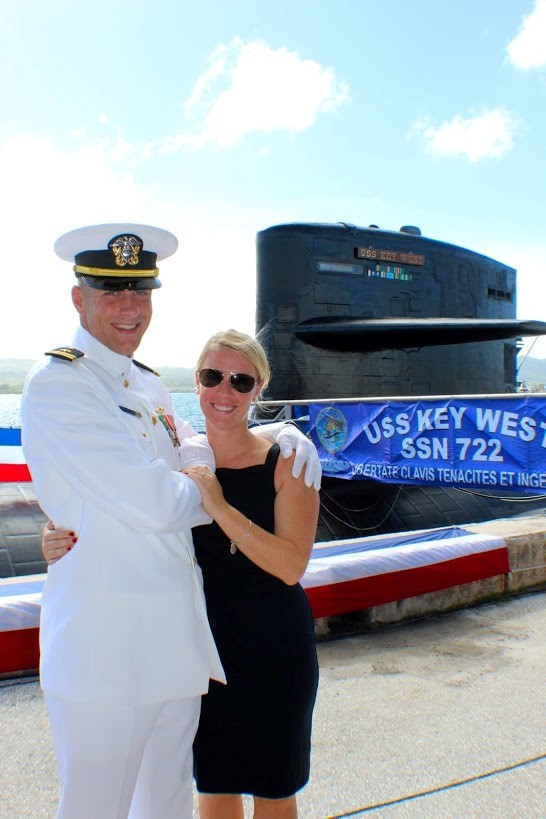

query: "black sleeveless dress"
xmin=192 ymin=444 xmax=319 ymax=798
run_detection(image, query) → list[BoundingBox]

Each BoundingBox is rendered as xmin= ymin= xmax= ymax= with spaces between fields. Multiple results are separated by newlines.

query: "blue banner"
xmin=308 ymin=396 xmax=546 ymax=492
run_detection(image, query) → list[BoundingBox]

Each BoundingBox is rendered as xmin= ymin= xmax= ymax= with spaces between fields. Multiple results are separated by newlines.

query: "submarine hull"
xmin=0 ymin=483 xmax=48 ymax=576
xmin=316 ymin=476 xmax=545 ymax=542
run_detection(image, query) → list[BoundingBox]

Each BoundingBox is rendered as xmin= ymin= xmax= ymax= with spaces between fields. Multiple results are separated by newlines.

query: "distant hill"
xmin=155 ymin=366 xmax=195 ymax=392
xmin=2 ymin=355 xmax=546 ymax=394
xmin=0 ymin=359 xmax=37 ymax=376
xmin=0 ymin=359 xmax=38 ymax=393
xmin=517 ymin=356 xmax=546 ymax=391
xmin=0 ymin=359 xmax=195 ymax=393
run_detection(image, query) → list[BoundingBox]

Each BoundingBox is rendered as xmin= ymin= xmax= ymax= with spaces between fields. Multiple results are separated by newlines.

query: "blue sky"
xmin=2 ymin=0 xmax=546 ymax=367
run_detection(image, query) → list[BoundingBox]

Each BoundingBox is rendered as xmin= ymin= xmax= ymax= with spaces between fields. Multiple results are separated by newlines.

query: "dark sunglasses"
xmin=198 ymin=368 xmax=256 ymax=394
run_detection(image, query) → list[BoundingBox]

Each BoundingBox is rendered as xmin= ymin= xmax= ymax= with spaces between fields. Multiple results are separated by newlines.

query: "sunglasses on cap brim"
xmin=198 ymin=368 xmax=256 ymax=394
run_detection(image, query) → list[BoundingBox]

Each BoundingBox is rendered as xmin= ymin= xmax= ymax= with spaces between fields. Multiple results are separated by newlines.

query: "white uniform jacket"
xmin=21 ymin=327 xmax=225 ymax=705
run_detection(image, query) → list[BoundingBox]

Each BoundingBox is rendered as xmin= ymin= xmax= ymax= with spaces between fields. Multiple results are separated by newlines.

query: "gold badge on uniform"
xmin=155 ymin=407 xmax=181 ymax=447
xmin=109 ymin=235 xmax=142 ymax=267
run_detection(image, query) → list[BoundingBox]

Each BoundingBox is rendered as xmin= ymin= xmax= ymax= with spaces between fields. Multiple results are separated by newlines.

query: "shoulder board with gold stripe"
xmin=133 ymin=359 xmax=160 ymax=377
xmin=45 ymin=347 xmax=85 ymax=362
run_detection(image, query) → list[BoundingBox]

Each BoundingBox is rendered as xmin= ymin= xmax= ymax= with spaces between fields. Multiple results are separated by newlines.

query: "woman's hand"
xmin=183 ymin=466 xmax=226 ymax=518
xmin=42 ymin=521 xmax=77 ymax=565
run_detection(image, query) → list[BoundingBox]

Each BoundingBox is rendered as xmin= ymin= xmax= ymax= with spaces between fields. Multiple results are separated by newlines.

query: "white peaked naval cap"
xmin=54 ymin=223 xmax=179 ymax=291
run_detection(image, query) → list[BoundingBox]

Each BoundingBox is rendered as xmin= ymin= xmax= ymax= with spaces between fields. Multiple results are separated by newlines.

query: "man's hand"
xmin=179 ymin=434 xmax=216 ymax=472
xmin=276 ymin=425 xmax=322 ymax=490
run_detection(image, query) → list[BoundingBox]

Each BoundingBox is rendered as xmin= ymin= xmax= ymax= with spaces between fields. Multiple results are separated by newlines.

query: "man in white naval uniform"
xmin=22 ymin=223 xmax=321 ymax=819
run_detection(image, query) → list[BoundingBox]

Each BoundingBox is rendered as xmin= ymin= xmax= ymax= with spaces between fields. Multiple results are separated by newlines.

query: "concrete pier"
xmin=1 ymin=591 xmax=544 ymax=818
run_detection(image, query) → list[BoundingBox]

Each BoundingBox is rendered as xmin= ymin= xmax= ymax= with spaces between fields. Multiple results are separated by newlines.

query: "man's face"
xmin=72 ymin=284 xmax=153 ymax=357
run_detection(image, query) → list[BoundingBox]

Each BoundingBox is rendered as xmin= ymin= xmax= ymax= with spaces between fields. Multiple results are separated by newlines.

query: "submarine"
xmin=254 ymin=221 xmax=546 ymax=541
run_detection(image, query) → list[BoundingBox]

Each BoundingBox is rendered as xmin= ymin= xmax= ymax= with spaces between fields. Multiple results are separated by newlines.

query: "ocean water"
xmin=0 ymin=393 xmax=205 ymax=432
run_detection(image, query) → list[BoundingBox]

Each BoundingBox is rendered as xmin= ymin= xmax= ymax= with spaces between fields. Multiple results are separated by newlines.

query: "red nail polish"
xmin=69 ymin=532 xmax=75 ymax=537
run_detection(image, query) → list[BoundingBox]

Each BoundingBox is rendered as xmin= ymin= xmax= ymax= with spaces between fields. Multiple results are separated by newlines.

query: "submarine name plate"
xmin=357 ymin=247 xmax=425 ymax=265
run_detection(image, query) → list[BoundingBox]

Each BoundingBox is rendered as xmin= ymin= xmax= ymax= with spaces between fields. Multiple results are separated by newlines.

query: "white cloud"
xmin=108 ymin=137 xmax=134 ymax=162
xmin=161 ymin=38 xmax=350 ymax=151
xmin=415 ymin=109 xmax=516 ymax=161
xmin=0 ymin=133 xmax=270 ymax=366
xmin=507 ymin=0 xmax=546 ymax=70
xmin=1 ymin=135 xmax=153 ymax=360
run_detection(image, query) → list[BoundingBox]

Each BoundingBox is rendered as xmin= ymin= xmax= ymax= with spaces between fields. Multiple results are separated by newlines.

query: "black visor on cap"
xmin=78 ymin=275 xmax=161 ymax=291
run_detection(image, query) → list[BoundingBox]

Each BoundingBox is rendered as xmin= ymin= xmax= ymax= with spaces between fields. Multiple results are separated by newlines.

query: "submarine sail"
xmin=256 ymin=222 xmax=546 ymax=399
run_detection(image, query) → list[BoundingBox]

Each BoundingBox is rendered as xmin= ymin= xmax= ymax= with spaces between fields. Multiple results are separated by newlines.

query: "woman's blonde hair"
xmin=196 ymin=329 xmax=270 ymax=391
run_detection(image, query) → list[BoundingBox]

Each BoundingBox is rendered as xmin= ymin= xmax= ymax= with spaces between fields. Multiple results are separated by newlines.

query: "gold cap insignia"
xmin=109 ymin=235 xmax=142 ymax=267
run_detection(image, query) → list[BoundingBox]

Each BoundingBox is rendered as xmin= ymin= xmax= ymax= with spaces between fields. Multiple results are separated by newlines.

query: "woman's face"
xmin=196 ymin=347 xmax=262 ymax=432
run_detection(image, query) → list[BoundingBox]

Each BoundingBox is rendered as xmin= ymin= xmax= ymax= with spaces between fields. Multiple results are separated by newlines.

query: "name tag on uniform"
xmin=119 ymin=405 xmax=142 ymax=418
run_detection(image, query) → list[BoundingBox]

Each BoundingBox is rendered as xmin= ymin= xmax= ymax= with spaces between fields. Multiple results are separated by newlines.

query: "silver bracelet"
xmin=230 ymin=520 xmax=253 ymax=555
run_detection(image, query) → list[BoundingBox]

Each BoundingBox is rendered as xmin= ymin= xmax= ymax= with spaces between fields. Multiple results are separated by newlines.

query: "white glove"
xmin=276 ymin=425 xmax=322 ymax=490
xmin=178 ymin=434 xmax=216 ymax=472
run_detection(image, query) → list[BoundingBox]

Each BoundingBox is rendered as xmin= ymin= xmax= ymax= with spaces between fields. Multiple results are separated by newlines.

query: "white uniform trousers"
xmin=45 ymin=693 xmax=201 ymax=819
